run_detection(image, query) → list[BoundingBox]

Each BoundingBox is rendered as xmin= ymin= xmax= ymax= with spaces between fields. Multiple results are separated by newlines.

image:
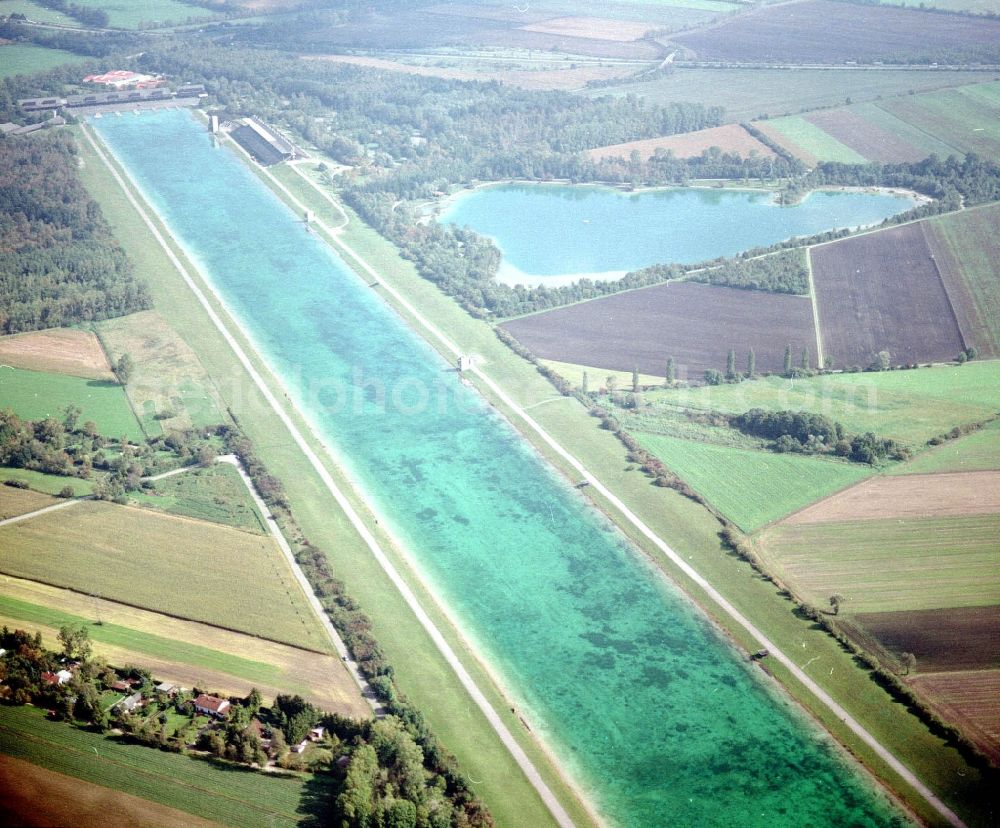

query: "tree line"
xmin=0 ymin=133 xmax=150 ymax=334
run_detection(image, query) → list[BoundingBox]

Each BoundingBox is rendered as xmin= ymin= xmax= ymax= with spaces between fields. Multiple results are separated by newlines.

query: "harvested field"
xmin=475 ymin=27 xmax=663 ymax=59
xmin=0 ymin=579 xmax=367 ymax=715
xmin=786 ymin=471 xmax=1000 ymax=524
xmin=586 ymin=124 xmax=775 ymax=162
xmin=0 ymin=328 xmax=112 ymax=380
xmin=0 ymin=486 xmax=54 ymax=521
xmin=810 ymin=221 xmax=967 ymax=368
xmin=302 ymin=54 xmax=638 ymax=91
xmin=847 ymin=606 xmax=1000 ymax=672
xmin=585 ymin=67 xmax=1000 ymax=124
xmin=878 ymin=87 xmax=1000 ymax=163
xmin=501 ymin=281 xmax=816 ymax=377
xmin=0 ymin=755 xmax=221 ymax=828
xmin=758 ymin=513 xmax=1000 ymax=613
xmin=96 ymin=310 xmax=226 ymax=432
xmin=803 ymin=109 xmax=926 ymax=164
xmin=758 ymin=116 xmax=866 ymax=164
xmin=669 ymin=0 xmax=1000 ymax=64
xmin=926 ymin=203 xmax=1000 ymax=357
xmin=910 ymin=670 xmax=1000 ymax=764
xmin=0 ymin=500 xmax=330 ymax=652
xmin=520 ymin=16 xmax=653 ymax=42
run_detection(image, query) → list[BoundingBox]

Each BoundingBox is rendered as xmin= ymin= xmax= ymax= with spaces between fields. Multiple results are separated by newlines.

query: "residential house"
xmin=193 ymin=693 xmax=230 ymax=718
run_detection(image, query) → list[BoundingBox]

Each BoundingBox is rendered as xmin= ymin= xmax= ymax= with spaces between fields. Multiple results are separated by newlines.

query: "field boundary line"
xmin=82 ymin=123 xmax=579 ymax=828
xmin=261 ymin=139 xmax=968 ymax=828
xmin=215 ymin=454 xmax=381 ymax=714
xmin=0 ymin=498 xmax=84 ymax=528
xmin=805 ymin=248 xmax=825 ymax=368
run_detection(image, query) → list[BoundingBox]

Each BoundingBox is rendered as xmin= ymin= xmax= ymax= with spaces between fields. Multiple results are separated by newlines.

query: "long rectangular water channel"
xmin=93 ymin=110 xmax=910 ymax=828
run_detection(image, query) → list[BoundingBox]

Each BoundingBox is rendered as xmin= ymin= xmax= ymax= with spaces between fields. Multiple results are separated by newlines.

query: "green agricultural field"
xmin=130 ymin=462 xmax=266 ymax=533
xmin=637 ymin=432 xmax=871 ymax=531
xmin=63 ymin=0 xmax=214 ymax=28
xmin=0 ymin=593 xmax=283 ymax=685
xmin=878 ymin=88 xmax=1000 ymax=162
xmin=759 ymin=514 xmax=1000 ymax=613
xmin=651 ymin=362 xmax=1000 ymax=446
xmin=929 ymin=204 xmax=1000 ymax=355
xmin=0 ymin=44 xmax=86 ymax=78
xmin=0 ymin=0 xmax=77 ymax=25
xmin=0 ymin=466 xmax=95 ymax=496
xmin=0 ymin=706 xmax=321 ymax=828
xmin=580 ymin=67 xmax=999 ymax=123
xmin=761 ymin=115 xmax=868 ymax=163
xmin=0 ymin=499 xmax=329 ymax=651
xmin=0 ymin=366 xmax=148 ymax=442
xmin=889 ymin=419 xmax=1000 ymax=475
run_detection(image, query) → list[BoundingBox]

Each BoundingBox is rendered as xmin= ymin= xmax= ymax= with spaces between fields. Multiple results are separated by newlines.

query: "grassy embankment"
xmin=76 ymin=126 xmax=581 ymax=828
xmin=270 ymin=161 xmax=997 ymax=826
xmin=0 ymin=499 xmax=330 ymax=652
xmin=0 ymin=705 xmax=323 ymax=828
xmin=0 ymin=365 xmax=148 ymax=442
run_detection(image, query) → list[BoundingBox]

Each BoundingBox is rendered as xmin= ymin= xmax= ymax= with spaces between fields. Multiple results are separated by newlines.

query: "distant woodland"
xmin=0 ymin=133 xmax=150 ymax=334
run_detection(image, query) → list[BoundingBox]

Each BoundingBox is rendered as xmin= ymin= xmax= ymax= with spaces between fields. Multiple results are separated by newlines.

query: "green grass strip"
xmin=0 ymin=594 xmax=282 ymax=685
xmin=638 ymin=432 xmax=871 ymax=531
xmin=0 ymin=706 xmax=315 ymax=828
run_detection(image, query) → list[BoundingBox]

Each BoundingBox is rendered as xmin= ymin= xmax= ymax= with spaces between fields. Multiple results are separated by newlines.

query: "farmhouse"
xmin=193 ymin=693 xmax=231 ymax=718
xmin=116 ymin=692 xmax=143 ymax=713
xmin=110 ymin=679 xmax=136 ymax=692
xmin=155 ymin=682 xmax=179 ymax=696
xmin=40 ymin=670 xmax=72 ymax=686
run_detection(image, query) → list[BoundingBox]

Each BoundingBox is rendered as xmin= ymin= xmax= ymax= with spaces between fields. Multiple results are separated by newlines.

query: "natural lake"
xmin=94 ymin=110 xmax=910 ymax=828
xmin=439 ymin=183 xmax=918 ymax=286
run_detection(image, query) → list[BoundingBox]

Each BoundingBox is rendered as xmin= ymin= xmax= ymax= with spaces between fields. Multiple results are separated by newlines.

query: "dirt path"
xmin=216 ymin=454 xmax=383 ymax=715
xmin=0 ymin=498 xmax=84 ymax=529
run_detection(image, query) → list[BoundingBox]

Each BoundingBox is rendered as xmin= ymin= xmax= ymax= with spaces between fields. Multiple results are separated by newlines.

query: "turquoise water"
xmin=94 ymin=110 xmax=909 ymax=828
xmin=440 ymin=183 xmax=916 ymax=285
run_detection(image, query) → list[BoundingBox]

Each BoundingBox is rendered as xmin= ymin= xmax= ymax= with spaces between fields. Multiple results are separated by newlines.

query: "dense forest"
xmin=0 ymin=133 xmax=150 ymax=334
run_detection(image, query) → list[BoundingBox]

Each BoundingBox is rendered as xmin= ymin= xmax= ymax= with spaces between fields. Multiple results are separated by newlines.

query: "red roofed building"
xmin=82 ymin=70 xmax=162 ymax=89
xmin=193 ymin=694 xmax=230 ymax=718
xmin=41 ymin=671 xmax=60 ymax=686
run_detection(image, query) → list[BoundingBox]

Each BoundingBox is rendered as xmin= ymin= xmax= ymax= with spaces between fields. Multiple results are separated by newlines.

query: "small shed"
xmin=117 ymin=692 xmax=143 ymax=713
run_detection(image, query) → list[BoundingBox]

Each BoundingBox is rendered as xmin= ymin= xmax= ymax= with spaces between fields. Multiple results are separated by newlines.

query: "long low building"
xmin=18 ymin=84 xmax=205 ymax=113
xmin=230 ymin=117 xmax=297 ymax=166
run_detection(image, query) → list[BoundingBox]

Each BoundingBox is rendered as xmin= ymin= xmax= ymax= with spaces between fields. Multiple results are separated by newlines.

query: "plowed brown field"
xmin=586 ymin=124 xmax=775 ymax=162
xmin=810 ymin=221 xmax=967 ymax=368
xmin=786 ymin=471 xmax=1000 ymax=524
xmin=803 ymin=109 xmax=926 ymax=164
xmin=0 ymin=328 xmax=112 ymax=380
xmin=502 ymin=281 xmax=815 ymax=377
xmin=847 ymin=606 xmax=1000 ymax=672
xmin=520 ymin=17 xmax=653 ymax=43
xmin=911 ymin=670 xmax=1000 ymax=763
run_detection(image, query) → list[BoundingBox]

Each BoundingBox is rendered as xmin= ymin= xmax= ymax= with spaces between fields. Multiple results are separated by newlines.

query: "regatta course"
xmin=92 ymin=109 xmax=910 ymax=828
